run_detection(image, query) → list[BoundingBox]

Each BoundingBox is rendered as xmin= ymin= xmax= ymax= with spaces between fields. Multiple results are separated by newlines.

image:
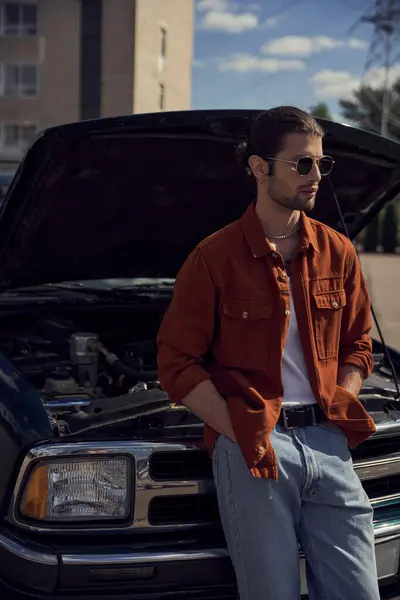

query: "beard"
xmin=268 ymin=178 xmax=317 ymax=212
xmin=272 ymin=193 xmax=316 ymax=212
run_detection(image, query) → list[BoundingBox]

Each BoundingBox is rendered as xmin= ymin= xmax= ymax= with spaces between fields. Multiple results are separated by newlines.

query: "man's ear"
xmin=248 ymin=155 xmax=268 ymax=180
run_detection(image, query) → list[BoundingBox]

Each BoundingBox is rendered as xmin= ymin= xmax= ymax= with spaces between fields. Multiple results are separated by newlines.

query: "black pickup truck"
xmin=0 ymin=110 xmax=399 ymax=600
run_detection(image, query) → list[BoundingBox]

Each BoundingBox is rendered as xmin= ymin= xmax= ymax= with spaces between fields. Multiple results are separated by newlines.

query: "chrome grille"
xmin=351 ymin=436 xmax=400 ymax=461
xmin=8 ymin=418 xmax=400 ymax=534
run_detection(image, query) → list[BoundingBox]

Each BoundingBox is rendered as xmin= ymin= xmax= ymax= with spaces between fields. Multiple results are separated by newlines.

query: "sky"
xmin=191 ymin=0 xmax=400 ymax=119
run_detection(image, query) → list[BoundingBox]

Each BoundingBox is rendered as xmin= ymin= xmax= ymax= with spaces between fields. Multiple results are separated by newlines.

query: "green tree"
xmin=310 ymin=102 xmax=332 ymax=119
xmin=363 ymin=215 xmax=380 ymax=253
xmin=381 ymin=202 xmax=398 ymax=253
xmin=339 ymin=79 xmax=400 ymax=140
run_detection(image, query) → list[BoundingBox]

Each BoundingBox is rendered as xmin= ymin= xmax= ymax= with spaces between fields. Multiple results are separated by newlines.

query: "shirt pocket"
xmin=216 ymin=300 xmax=273 ymax=370
xmin=312 ymin=289 xmax=346 ymax=360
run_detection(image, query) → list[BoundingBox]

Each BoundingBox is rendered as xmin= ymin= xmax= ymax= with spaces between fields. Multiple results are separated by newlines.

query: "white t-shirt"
xmin=281 ymin=277 xmax=317 ymax=407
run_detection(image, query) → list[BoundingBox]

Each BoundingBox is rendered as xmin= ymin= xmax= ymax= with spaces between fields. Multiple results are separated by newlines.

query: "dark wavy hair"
xmin=236 ymin=106 xmax=325 ymax=176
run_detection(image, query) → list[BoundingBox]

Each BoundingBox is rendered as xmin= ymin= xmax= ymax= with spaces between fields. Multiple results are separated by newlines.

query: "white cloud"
xmin=197 ymin=0 xmax=283 ymax=34
xmin=310 ymin=65 xmax=400 ymax=100
xmin=348 ymin=38 xmax=368 ymax=50
xmin=201 ymin=10 xmax=258 ymax=33
xmin=310 ymin=70 xmax=360 ymax=99
xmin=262 ymin=35 xmax=367 ymax=57
xmin=197 ymin=0 xmax=230 ymax=11
xmin=363 ymin=65 xmax=400 ymax=88
xmin=197 ymin=0 xmax=261 ymax=33
xmin=218 ymin=53 xmax=305 ymax=73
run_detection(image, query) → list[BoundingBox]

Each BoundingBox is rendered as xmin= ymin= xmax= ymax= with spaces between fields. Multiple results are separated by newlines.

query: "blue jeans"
xmin=212 ymin=423 xmax=380 ymax=600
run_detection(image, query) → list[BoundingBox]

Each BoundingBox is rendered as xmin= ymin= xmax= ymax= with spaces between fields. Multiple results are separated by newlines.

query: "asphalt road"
xmin=360 ymin=253 xmax=400 ymax=353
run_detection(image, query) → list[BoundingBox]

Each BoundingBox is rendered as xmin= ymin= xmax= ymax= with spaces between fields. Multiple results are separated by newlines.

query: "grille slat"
xmin=362 ymin=474 xmax=400 ymax=499
xmin=149 ymin=495 xmax=220 ymax=526
xmin=150 ymin=450 xmax=213 ymax=481
xmin=351 ymin=437 xmax=400 ymax=461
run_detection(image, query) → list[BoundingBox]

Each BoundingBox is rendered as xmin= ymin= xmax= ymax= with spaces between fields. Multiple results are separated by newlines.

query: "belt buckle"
xmin=282 ymin=407 xmax=296 ymax=430
xmin=309 ymin=405 xmax=317 ymax=426
xmin=281 ymin=406 xmax=317 ymax=429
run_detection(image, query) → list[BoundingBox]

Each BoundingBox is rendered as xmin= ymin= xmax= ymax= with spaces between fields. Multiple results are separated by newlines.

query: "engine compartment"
xmin=1 ymin=300 xmax=398 ymax=441
xmin=0 ymin=306 xmax=173 ymax=436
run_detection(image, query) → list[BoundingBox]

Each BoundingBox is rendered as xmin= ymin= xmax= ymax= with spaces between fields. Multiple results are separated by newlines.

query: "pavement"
xmin=359 ymin=253 xmax=400 ymax=353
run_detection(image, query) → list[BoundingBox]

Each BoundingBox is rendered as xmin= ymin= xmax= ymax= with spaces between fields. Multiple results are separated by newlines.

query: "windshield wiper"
xmin=45 ymin=281 xmax=173 ymax=293
xmin=2 ymin=284 xmax=96 ymax=294
xmin=0 ymin=283 xmax=174 ymax=305
xmin=0 ymin=284 xmax=106 ymax=301
xmin=110 ymin=285 xmax=174 ymax=295
xmin=43 ymin=282 xmax=174 ymax=298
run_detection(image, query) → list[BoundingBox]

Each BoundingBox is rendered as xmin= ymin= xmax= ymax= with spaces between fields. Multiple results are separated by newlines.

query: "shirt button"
xmin=271 ymin=252 xmax=278 ymax=259
xmin=332 ymin=300 xmax=339 ymax=308
xmin=242 ymin=311 xmax=249 ymax=319
xmin=285 ymin=309 xmax=290 ymax=316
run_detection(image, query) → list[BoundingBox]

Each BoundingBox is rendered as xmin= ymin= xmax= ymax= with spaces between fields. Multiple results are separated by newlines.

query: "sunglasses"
xmin=267 ymin=155 xmax=335 ymax=177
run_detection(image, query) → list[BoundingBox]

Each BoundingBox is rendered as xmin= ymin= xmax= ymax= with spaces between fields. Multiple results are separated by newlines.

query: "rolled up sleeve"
xmin=338 ymin=244 xmax=373 ymax=379
xmin=157 ymin=246 xmax=216 ymax=403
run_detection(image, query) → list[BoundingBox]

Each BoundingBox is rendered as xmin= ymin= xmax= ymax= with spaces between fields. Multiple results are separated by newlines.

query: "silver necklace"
xmin=266 ymin=222 xmax=301 ymax=240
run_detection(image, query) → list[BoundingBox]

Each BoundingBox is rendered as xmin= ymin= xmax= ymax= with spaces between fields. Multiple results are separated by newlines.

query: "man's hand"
xmin=182 ymin=380 xmax=237 ymax=442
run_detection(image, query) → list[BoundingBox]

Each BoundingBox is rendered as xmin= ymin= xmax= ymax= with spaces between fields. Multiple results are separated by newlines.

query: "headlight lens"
xmin=20 ymin=457 xmax=131 ymax=522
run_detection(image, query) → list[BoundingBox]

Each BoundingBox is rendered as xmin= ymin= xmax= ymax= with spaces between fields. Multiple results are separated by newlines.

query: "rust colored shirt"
xmin=157 ymin=202 xmax=376 ymax=478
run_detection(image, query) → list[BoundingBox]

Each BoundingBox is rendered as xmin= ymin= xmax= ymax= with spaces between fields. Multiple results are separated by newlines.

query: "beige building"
xmin=0 ymin=0 xmax=194 ymax=166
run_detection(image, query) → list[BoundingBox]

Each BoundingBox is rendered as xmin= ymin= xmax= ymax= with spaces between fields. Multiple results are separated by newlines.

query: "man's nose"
xmin=310 ymin=161 xmax=322 ymax=182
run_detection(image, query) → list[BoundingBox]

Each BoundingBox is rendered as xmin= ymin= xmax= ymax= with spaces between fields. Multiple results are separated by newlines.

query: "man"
xmin=157 ymin=106 xmax=379 ymax=600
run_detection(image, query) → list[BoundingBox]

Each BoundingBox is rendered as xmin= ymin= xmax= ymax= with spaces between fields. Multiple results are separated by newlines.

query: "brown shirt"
xmin=157 ymin=202 xmax=376 ymax=478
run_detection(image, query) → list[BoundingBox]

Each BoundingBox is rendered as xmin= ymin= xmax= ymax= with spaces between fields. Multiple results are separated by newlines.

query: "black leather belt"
xmin=278 ymin=404 xmax=326 ymax=430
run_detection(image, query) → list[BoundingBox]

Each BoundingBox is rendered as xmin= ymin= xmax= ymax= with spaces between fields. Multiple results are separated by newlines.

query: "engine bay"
xmin=1 ymin=302 xmax=398 ymax=439
xmin=0 ymin=307 xmax=174 ymax=436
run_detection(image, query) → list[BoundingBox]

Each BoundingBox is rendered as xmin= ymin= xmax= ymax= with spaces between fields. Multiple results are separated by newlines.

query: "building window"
xmin=160 ymin=27 xmax=167 ymax=59
xmin=159 ymin=83 xmax=165 ymax=111
xmin=0 ymin=123 xmax=37 ymax=151
xmin=1 ymin=64 xmax=38 ymax=97
xmin=0 ymin=2 xmax=38 ymax=36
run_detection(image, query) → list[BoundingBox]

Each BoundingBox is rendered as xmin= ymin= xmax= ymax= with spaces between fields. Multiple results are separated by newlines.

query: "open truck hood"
xmin=0 ymin=110 xmax=399 ymax=291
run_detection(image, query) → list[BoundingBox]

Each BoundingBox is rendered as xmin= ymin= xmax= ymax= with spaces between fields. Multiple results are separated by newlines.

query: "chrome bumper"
xmin=0 ymin=523 xmax=399 ymax=597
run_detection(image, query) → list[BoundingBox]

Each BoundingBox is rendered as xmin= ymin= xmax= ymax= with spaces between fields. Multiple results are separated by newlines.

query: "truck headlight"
xmin=19 ymin=457 xmax=132 ymax=522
